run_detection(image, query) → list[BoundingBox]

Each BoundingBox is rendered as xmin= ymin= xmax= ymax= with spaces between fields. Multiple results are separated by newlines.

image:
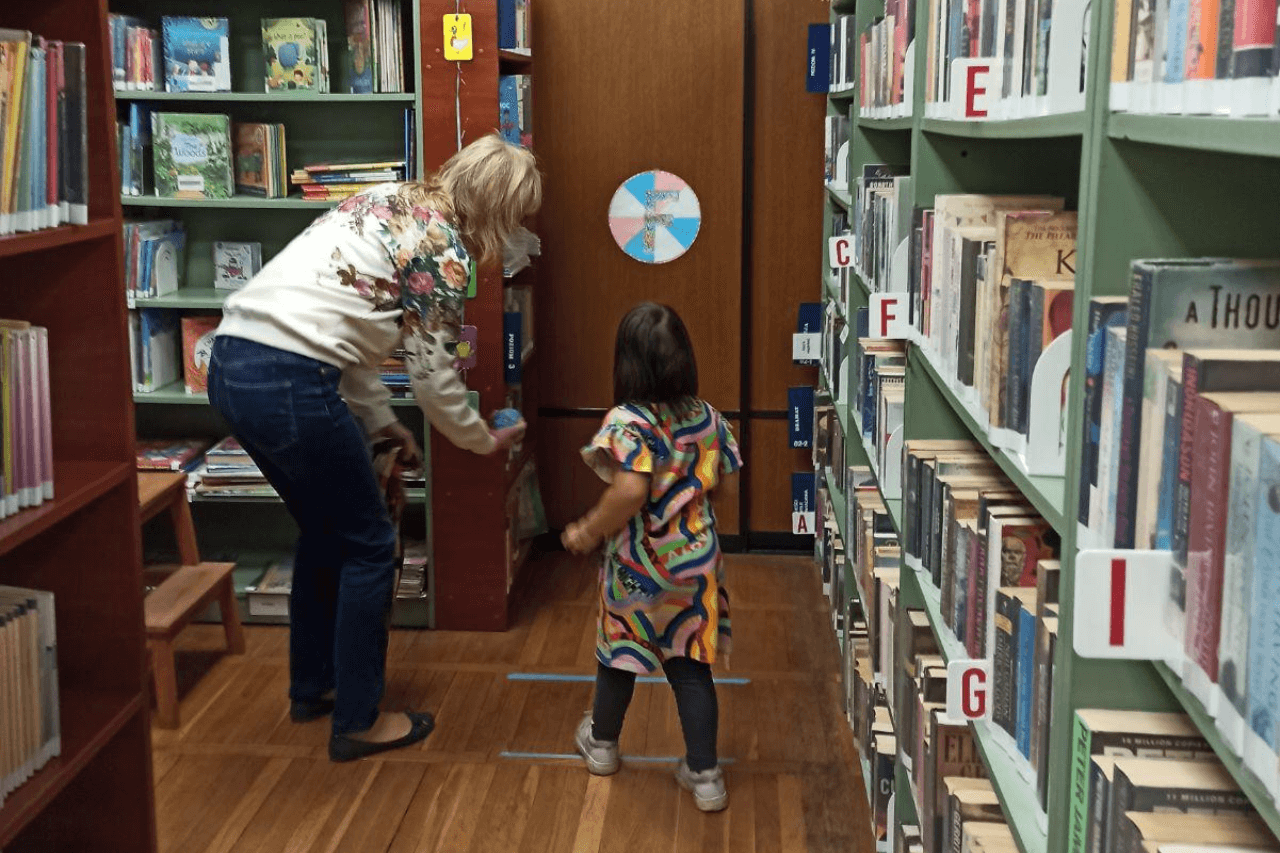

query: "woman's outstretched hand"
xmin=490 ymin=420 xmax=527 ymax=453
xmin=376 ymin=421 xmax=423 ymax=469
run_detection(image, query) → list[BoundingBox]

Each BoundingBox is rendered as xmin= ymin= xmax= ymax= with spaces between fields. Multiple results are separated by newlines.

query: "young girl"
xmin=561 ymin=302 xmax=742 ymax=812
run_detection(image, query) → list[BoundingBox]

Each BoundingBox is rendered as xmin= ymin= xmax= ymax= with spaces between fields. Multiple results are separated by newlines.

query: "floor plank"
xmin=153 ymin=552 xmax=873 ymax=852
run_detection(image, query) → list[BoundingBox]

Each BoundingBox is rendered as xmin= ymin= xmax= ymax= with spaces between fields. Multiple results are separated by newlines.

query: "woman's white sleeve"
xmin=339 ymin=366 xmax=397 ymax=434
xmin=404 ymin=331 xmax=496 ymax=455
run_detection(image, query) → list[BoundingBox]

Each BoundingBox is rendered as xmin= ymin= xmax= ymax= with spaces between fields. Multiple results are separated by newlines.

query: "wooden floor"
xmin=151 ymin=552 xmax=873 ymax=852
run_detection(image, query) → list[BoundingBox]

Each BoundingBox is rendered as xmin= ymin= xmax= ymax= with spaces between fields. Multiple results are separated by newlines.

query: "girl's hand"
xmin=561 ymin=520 xmax=599 ymax=555
xmin=376 ymin=421 xmax=423 ymax=469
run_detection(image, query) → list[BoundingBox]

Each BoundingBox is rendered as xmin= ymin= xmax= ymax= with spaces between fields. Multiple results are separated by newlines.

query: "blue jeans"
xmin=207 ymin=335 xmax=398 ymax=736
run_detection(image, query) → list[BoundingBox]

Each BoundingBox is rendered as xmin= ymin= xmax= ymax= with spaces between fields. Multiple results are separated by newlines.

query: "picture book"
xmin=212 ymin=241 xmax=262 ymax=290
xmin=151 ymin=112 xmax=232 ymax=200
xmin=262 ymin=18 xmax=327 ymax=92
xmin=181 ymin=315 xmax=219 ymax=395
xmin=161 ymin=17 xmax=231 ymax=93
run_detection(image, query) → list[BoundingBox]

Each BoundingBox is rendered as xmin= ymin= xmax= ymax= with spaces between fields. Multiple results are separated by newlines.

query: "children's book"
xmin=212 ymin=241 xmax=262 ymax=290
xmin=262 ymin=18 xmax=327 ymax=92
xmin=181 ymin=315 xmax=219 ymax=394
xmin=161 ymin=17 xmax=231 ymax=92
xmin=151 ymin=112 xmax=233 ymax=199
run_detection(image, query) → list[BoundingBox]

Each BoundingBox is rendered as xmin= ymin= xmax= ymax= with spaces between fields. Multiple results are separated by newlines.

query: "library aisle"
xmin=148 ymin=552 xmax=871 ymax=852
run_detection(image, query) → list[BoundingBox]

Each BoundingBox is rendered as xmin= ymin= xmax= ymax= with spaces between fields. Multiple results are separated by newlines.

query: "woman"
xmin=207 ymin=133 xmax=541 ymax=761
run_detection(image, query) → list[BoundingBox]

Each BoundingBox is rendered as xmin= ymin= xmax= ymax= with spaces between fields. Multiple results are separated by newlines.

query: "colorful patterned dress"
xmin=582 ymin=399 xmax=743 ymax=674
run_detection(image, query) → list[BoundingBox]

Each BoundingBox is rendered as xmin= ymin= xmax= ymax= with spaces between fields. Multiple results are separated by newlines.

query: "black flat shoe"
xmin=328 ymin=711 xmax=435 ymax=763
xmin=290 ymin=697 xmax=335 ymax=723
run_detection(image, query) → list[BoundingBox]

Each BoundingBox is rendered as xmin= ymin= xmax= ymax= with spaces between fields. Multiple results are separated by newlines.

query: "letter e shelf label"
xmin=946 ymin=659 xmax=992 ymax=721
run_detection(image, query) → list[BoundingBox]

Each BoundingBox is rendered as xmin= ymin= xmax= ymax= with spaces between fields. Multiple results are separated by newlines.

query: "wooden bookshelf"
xmin=0 ymin=3 xmax=154 ymax=847
xmin=420 ymin=0 xmax=541 ymax=631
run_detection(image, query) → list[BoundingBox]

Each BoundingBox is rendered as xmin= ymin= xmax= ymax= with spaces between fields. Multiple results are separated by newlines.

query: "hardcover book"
xmin=161 ymin=17 xmax=231 ymax=92
xmin=181 ymin=315 xmax=219 ymax=395
xmin=151 ymin=112 xmax=232 ymax=200
xmin=262 ymin=18 xmax=326 ymax=92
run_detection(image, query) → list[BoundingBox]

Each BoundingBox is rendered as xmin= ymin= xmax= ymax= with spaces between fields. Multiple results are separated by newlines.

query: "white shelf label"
xmin=792 ymin=332 xmax=821 ymax=361
xmin=868 ymin=293 xmax=909 ymax=339
xmin=829 ymin=235 xmax=854 ymax=268
xmin=1073 ymin=550 xmax=1178 ymax=660
xmin=792 ymin=511 xmax=816 ymax=535
xmin=946 ymin=659 xmax=993 ymax=721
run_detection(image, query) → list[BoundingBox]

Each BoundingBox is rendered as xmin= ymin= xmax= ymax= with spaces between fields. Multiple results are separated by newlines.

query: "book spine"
xmin=1219 ymin=417 xmax=1260 ymax=737
xmin=1231 ymin=0 xmax=1278 ymax=76
xmin=1084 ymin=759 xmax=1110 ymax=853
xmin=993 ymin=589 xmax=1017 ymax=736
xmin=1172 ymin=352 xmax=1200 ymax=562
xmin=1114 ymin=264 xmax=1154 ymax=549
xmin=1078 ymin=301 xmax=1112 ymax=527
xmin=1103 ymin=767 xmax=1135 ymax=853
xmin=1184 ymin=399 xmax=1230 ymax=684
xmin=1245 ymin=436 xmax=1280 ymax=772
xmin=1154 ymin=367 xmax=1183 ymax=551
xmin=1016 ymin=602 xmax=1036 ymax=756
xmin=966 ymin=527 xmax=987 ymax=656
xmin=1032 ymin=617 xmax=1055 ymax=807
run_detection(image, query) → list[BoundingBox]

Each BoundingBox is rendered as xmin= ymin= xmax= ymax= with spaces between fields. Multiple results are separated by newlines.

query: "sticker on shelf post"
xmin=828 ymin=235 xmax=854 ymax=269
xmin=1073 ymin=550 xmax=1179 ymax=660
xmin=867 ymin=293 xmax=908 ymax=339
xmin=443 ymin=14 xmax=473 ymax=61
xmin=946 ymin=659 xmax=992 ymax=721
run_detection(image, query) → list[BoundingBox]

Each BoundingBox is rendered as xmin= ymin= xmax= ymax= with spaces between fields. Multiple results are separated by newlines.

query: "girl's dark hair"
xmin=613 ymin=302 xmax=699 ymax=406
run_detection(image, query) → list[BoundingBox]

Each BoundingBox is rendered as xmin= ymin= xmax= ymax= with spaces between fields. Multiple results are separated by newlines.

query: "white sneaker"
xmin=675 ymin=759 xmax=728 ymax=812
xmin=574 ymin=713 xmax=619 ymax=775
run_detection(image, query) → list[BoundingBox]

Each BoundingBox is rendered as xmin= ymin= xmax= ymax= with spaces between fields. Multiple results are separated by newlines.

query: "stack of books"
xmin=0 ymin=321 xmax=53 ymax=520
xmin=188 ymin=436 xmax=276 ymax=499
xmin=0 ymin=31 xmax=90 ymax=233
xmin=108 ymin=14 xmax=160 ymax=91
xmin=122 ymin=219 xmax=186 ymax=304
xmin=290 ymin=158 xmax=407 ymax=202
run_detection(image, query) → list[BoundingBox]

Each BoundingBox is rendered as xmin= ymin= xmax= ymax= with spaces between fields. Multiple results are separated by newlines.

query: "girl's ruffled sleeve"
xmin=581 ymin=410 xmax=658 ymax=483
xmin=717 ymin=412 xmax=744 ymax=475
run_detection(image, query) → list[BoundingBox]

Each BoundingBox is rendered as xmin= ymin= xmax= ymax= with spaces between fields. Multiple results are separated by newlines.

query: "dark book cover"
xmin=1230 ymin=0 xmax=1277 ymax=77
xmin=1078 ymin=297 xmax=1129 ymax=528
xmin=1032 ymin=614 xmax=1059 ymax=810
xmin=1007 ymin=278 xmax=1033 ymax=433
xmin=1114 ymin=259 xmax=1280 ymax=549
xmin=1016 ymin=595 xmax=1037 ymax=757
xmin=1085 ymin=756 xmax=1116 ymax=853
xmin=947 ymin=784 xmax=1002 ymax=853
xmin=958 ymin=235 xmax=986 ymax=388
xmin=930 ymin=713 xmax=985 ymax=853
xmin=993 ymin=587 xmax=1020 ymax=737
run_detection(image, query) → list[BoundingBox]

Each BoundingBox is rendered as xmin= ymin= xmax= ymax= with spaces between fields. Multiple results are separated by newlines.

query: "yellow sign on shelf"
xmin=443 ymin=14 xmax=473 ymax=61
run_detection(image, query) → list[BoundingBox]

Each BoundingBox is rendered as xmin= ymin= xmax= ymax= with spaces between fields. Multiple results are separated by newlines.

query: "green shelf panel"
xmin=826 ymin=184 xmax=853 ymax=209
xmin=114 ymin=90 xmax=416 ymax=103
xmin=905 ymin=564 xmax=1050 ymax=853
xmin=122 ymin=196 xmax=339 ymax=210
xmin=920 ymin=112 xmax=1087 ymax=139
xmin=133 ymin=288 xmax=229 ymax=309
xmin=829 ymin=87 xmax=859 ymax=103
xmin=859 ymin=116 xmax=914 ymax=131
xmin=1153 ymin=662 xmax=1280 ymax=839
xmin=1107 ymin=113 xmax=1280 ymax=159
xmin=884 ymin=498 xmax=902 ymax=535
xmin=834 ymin=402 xmax=851 ymax=440
xmin=910 ymin=348 xmax=1068 ymax=534
xmin=852 ymin=267 xmax=873 ymax=295
xmin=134 ymin=382 xmax=205 ymax=405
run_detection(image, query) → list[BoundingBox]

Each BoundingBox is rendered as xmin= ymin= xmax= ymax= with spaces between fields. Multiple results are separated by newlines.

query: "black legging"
xmin=590 ymin=657 xmax=719 ymax=772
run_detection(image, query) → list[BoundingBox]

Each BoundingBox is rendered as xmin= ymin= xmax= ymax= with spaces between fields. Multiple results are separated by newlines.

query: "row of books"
xmin=921 ymin=0 xmax=1088 ymax=117
xmin=186 ymin=436 xmax=274 ymax=500
xmin=0 ymin=30 xmax=89 ymax=235
xmin=0 ymin=585 xmax=60 ymax=810
xmin=899 ymin=190 xmax=1078 ymax=457
xmin=903 ymin=441 xmax=1062 ymax=803
xmin=829 ymin=14 xmax=859 ymax=92
xmin=1109 ymin=0 xmax=1280 ymax=116
xmin=853 ymin=333 xmax=907 ymax=484
xmin=498 ymin=0 xmax=531 ymax=52
xmin=859 ymin=0 xmax=915 ymax=117
xmin=0 ymin=322 xmax=52 ymax=521
xmin=1078 ymin=256 xmax=1280 ymax=803
xmin=128 ymin=309 xmax=217 ymax=395
xmin=109 ymin=12 xmax=405 ymax=95
xmin=498 ymin=74 xmax=533 ymax=148
xmin=849 ymin=163 xmax=913 ymax=295
xmin=823 ymin=115 xmax=851 ymax=187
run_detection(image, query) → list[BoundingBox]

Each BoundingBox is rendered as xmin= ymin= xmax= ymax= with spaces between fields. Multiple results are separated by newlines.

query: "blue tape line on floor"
xmin=499 ymin=751 xmax=736 ymax=764
xmin=505 ymin=673 xmax=750 ymax=685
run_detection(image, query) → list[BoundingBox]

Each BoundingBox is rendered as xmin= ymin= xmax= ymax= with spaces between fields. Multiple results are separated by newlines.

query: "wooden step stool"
xmin=138 ymin=471 xmax=245 ymax=728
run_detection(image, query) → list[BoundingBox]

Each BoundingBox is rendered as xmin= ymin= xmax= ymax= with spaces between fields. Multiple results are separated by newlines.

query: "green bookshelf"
xmin=820 ymin=0 xmax=1280 ymax=847
xmin=119 ymin=0 xmax=436 ymax=629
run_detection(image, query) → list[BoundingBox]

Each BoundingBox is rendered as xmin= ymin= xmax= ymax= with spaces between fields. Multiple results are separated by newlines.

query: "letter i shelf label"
xmin=1073 ymin=550 xmax=1178 ymax=660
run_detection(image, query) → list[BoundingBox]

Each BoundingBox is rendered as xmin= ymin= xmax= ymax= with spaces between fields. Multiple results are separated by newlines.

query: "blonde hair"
xmin=398 ymin=134 xmax=541 ymax=267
